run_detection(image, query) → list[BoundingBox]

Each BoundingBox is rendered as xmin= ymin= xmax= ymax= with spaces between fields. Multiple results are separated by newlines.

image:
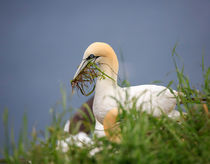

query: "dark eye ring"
xmin=87 ymin=54 xmax=95 ymax=60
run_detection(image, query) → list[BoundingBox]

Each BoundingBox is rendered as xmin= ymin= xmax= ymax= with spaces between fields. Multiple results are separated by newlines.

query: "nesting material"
xmin=71 ymin=62 xmax=114 ymax=96
xmin=71 ymin=62 xmax=99 ymax=96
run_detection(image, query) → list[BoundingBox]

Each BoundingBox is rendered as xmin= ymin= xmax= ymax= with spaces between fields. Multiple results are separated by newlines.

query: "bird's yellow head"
xmin=71 ymin=42 xmax=119 ymax=96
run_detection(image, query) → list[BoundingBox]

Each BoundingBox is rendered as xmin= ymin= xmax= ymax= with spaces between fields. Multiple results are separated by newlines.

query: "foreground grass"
xmin=1 ymin=51 xmax=210 ymax=163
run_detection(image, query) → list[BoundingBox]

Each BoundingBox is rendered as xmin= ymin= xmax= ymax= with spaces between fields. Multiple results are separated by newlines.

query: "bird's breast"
xmin=93 ymin=94 xmax=118 ymax=124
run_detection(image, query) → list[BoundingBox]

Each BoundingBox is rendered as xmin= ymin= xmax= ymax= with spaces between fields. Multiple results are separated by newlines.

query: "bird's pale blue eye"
xmin=87 ymin=54 xmax=95 ymax=60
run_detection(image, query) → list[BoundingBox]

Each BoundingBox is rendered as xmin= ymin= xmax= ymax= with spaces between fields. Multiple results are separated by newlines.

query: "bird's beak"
xmin=73 ymin=59 xmax=89 ymax=79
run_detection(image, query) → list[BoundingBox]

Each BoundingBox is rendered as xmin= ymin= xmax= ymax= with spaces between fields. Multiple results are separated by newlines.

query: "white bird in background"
xmin=72 ymin=42 xmax=180 ymax=137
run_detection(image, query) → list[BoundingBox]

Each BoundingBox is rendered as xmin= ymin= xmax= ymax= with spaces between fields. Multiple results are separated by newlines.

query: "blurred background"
xmin=0 ymin=0 xmax=210 ymax=147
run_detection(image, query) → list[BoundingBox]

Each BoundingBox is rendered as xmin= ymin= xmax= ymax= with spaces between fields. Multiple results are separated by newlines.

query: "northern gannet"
xmin=71 ymin=42 xmax=180 ymax=137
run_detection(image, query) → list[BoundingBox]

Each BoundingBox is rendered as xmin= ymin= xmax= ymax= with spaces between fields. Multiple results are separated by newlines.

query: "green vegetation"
xmin=1 ymin=47 xmax=210 ymax=164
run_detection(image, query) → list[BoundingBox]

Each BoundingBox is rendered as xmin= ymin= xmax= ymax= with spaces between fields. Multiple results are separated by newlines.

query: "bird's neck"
xmin=95 ymin=64 xmax=119 ymax=95
xmin=93 ymin=63 xmax=121 ymax=124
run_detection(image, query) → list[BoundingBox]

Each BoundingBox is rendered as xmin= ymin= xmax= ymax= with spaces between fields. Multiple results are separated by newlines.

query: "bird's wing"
xmin=125 ymin=85 xmax=178 ymax=116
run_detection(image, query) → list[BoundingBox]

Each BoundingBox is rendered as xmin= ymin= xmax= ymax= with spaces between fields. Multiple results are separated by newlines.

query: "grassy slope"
xmin=1 ymin=50 xmax=210 ymax=164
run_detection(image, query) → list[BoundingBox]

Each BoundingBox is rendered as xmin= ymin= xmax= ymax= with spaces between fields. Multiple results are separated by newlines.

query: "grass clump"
xmin=1 ymin=47 xmax=210 ymax=164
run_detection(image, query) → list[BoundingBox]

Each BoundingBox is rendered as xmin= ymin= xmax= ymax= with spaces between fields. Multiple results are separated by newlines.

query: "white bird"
xmin=57 ymin=121 xmax=91 ymax=151
xmin=58 ymin=111 xmax=101 ymax=155
xmin=72 ymin=42 xmax=180 ymax=137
